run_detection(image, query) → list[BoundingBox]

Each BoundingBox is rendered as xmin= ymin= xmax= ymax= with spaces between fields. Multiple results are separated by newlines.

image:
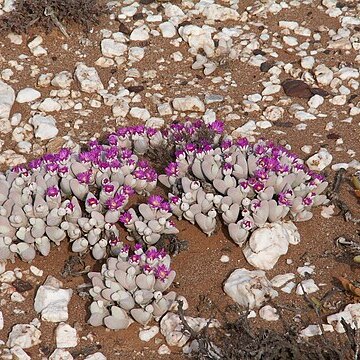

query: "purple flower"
xmin=134 ymin=169 xmax=146 ymax=180
xmin=106 ymin=193 xmax=126 ymax=210
xmin=108 ymin=134 xmax=118 ymax=146
xmin=58 ymin=166 xmax=69 ymax=176
xmin=121 ymin=149 xmax=132 ymax=159
xmin=165 ymin=162 xmax=179 ymax=177
xmin=169 ymin=195 xmax=180 ymax=204
xmin=145 ymin=248 xmax=159 ymax=261
xmin=137 ymin=160 xmax=149 ymax=168
xmin=278 ymin=192 xmax=292 ymax=206
xmin=145 ymin=168 xmax=157 ymax=182
xmin=240 ymin=217 xmax=254 ymax=231
xmin=120 ymin=185 xmax=135 ymax=196
xmin=154 ymin=264 xmax=171 ymax=282
xmin=66 ymin=201 xmax=75 ymax=212
xmin=209 ymin=120 xmax=224 ymax=134
xmin=45 ymin=163 xmax=59 ymax=173
xmin=105 ymin=146 xmax=119 ymax=159
xmin=175 ymin=150 xmax=185 ymax=159
xmin=236 ymin=137 xmax=249 ymax=150
xmin=142 ymin=263 xmax=153 ymax=275
xmin=221 ymin=139 xmax=232 ymax=150
xmin=28 ymin=159 xmax=42 ymax=171
xmin=109 ymin=159 xmax=121 ymax=171
xmin=185 ymin=143 xmax=197 ymax=153
xmin=253 ymin=181 xmax=265 ymax=193
xmin=254 ymin=169 xmax=269 ymax=181
xmin=160 ymin=201 xmax=171 ymax=212
xmin=148 ymin=195 xmax=163 ymax=209
xmin=302 ymin=192 xmax=315 ymax=206
xmin=43 ymin=153 xmax=56 ymax=163
xmin=57 ymin=148 xmax=71 ymax=162
xmin=146 ymin=127 xmax=157 ymax=137
xmin=77 ymin=170 xmax=92 ymax=184
xmin=129 ymin=254 xmax=141 ymax=264
xmin=119 ymin=211 xmax=132 ymax=224
xmin=46 ymin=186 xmax=60 ymax=197
xmin=87 ymin=197 xmax=99 ymax=207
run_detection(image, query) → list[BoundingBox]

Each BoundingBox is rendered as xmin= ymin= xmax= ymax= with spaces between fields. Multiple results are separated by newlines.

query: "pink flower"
xmin=154 ymin=264 xmax=171 ymax=282
xmin=46 ymin=186 xmax=60 ymax=197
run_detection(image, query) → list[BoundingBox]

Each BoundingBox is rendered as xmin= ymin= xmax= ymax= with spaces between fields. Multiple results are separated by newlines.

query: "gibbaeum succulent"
xmin=0 ymin=119 xmax=328 ymax=330
xmin=88 ymin=243 xmax=177 ymax=329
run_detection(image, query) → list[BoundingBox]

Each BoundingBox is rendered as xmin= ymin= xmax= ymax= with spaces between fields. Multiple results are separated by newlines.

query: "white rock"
xmin=262 ymin=84 xmax=281 ymax=96
xmin=30 ymin=265 xmax=43 ymax=277
xmin=130 ymin=107 xmax=151 ymax=121
xmin=220 ymin=255 xmax=230 ymax=263
xmin=112 ymin=100 xmax=129 ymax=118
xmin=308 ymin=94 xmax=324 ymax=109
xmin=297 ymin=265 xmax=315 ymax=277
xmin=31 ymin=114 xmax=58 ymax=141
xmin=0 ymin=310 xmax=3 ymax=330
xmin=327 ymin=303 xmax=360 ymax=333
xmin=51 ymin=71 xmax=73 ymax=89
xmin=281 ymin=281 xmax=296 ymax=294
xmin=173 ymin=96 xmax=205 ymax=112
xmin=295 ymin=111 xmax=317 ymax=121
xmin=49 ymin=349 xmax=74 ymax=360
xmin=0 ymin=270 xmax=16 ymax=282
xmin=159 ymin=22 xmax=177 ymax=38
xmin=130 ymin=25 xmax=150 ymax=41
xmin=338 ymin=67 xmax=359 ymax=80
xmin=300 ymin=324 xmax=334 ymax=337
xmin=157 ymin=103 xmax=172 ymax=116
xmin=330 ymin=95 xmax=346 ymax=106
xmin=259 ymin=305 xmax=279 ymax=321
xmin=3 ymin=0 xmax=15 ymax=12
xmin=158 ymin=344 xmax=171 ymax=355
xmin=301 ymin=56 xmax=315 ymax=70
xmin=34 ymin=276 xmax=73 ymax=322
xmin=38 ymin=98 xmax=61 ymax=112
xmin=10 ymin=346 xmax=31 ymax=360
xmin=200 ymin=4 xmax=239 ymax=21
xmin=263 ymin=105 xmax=284 ymax=121
xmin=7 ymin=324 xmax=41 ymax=349
xmin=56 ymin=323 xmax=78 ymax=348
xmin=223 ymin=268 xmax=278 ymax=309
xmin=139 ymin=326 xmax=159 ymax=342
xmin=84 ymin=353 xmax=107 ymax=360
xmin=306 ymin=148 xmax=333 ymax=171
xmin=16 ymin=88 xmax=41 ymax=103
xmin=296 ymin=279 xmax=319 ymax=295
xmin=0 ymin=80 xmax=15 ymax=122
xmin=101 ymin=39 xmax=127 ymax=58
xmin=74 ymin=63 xmax=104 ymax=93
xmin=283 ymin=36 xmax=298 ymax=46
xmin=315 ymin=64 xmax=333 ymax=86
xmin=178 ymin=25 xmax=215 ymax=57
xmin=7 ymin=33 xmax=23 ymax=44
xmin=279 ymin=21 xmax=299 ymax=30
xmin=271 ymin=273 xmax=295 ymax=288
xmin=243 ymin=222 xmax=300 ymax=270
xmin=160 ymin=312 xmax=217 ymax=347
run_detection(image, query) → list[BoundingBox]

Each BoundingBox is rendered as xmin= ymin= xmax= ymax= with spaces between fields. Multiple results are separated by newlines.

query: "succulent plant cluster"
xmin=0 ymin=118 xmax=328 ymax=333
xmin=0 ymin=141 xmax=159 ymax=262
xmin=88 ymin=243 xmax=178 ymax=329
xmin=158 ymin=133 xmax=328 ymax=245
xmin=119 ymin=195 xmax=179 ymax=246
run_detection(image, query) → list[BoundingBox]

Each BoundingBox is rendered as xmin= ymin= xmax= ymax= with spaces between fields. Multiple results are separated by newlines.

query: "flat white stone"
xmin=243 ymin=222 xmax=300 ymax=270
xmin=84 ymin=353 xmax=107 ymax=360
xmin=283 ymin=36 xmax=298 ymax=46
xmin=51 ymin=71 xmax=73 ymax=89
xmin=308 ymin=94 xmax=324 ymax=109
xmin=49 ymin=349 xmax=74 ymax=360
xmin=139 ymin=326 xmax=159 ymax=342
xmin=38 ymin=98 xmax=61 ymax=112
xmin=16 ymin=88 xmax=41 ymax=103
xmin=296 ymin=279 xmax=319 ymax=295
xmin=263 ymin=105 xmax=284 ymax=121
xmin=224 ymin=268 xmax=278 ymax=309
xmin=173 ymin=96 xmax=205 ymax=112
xmin=0 ymin=310 xmax=3 ymax=330
xmin=31 ymin=114 xmax=58 ymax=141
xmin=130 ymin=26 xmax=150 ymax=41
xmin=7 ymin=324 xmax=41 ymax=349
xmin=0 ymin=80 xmax=15 ymax=121
xmin=10 ymin=346 xmax=31 ymax=360
xmin=281 ymin=281 xmax=296 ymax=294
xmin=101 ymin=39 xmax=127 ymax=58
xmin=74 ymin=63 xmax=104 ymax=93
xmin=130 ymin=107 xmax=151 ymax=121
xmin=34 ymin=276 xmax=73 ymax=322
xmin=158 ymin=344 xmax=171 ymax=355
xmin=262 ymin=84 xmax=281 ymax=96
xmin=327 ymin=303 xmax=360 ymax=333
xmin=271 ymin=273 xmax=295 ymax=287
xmin=159 ymin=22 xmax=177 ymax=38
xmin=259 ymin=305 xmax=279 ymax=321
xmin=56 ymin=323 xmax=78 ymax=348
xmin=279 ymin=20 xmax=299 ymax=30
xmin=301 ymin=56 xmax=315 ymax=70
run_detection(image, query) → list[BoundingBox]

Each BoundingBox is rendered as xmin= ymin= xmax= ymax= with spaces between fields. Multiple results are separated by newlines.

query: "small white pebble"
xmin=220 ymin=255 xmax=230 ymax=263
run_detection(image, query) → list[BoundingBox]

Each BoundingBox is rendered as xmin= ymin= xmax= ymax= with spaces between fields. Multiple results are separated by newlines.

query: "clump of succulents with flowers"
xmin=0 ymin=119 xmax=328 ymax=328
